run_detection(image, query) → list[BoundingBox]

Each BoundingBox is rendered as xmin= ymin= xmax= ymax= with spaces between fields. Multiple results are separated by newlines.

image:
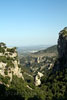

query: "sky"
xmin=0 ymin=0 xmax=67 ymax=47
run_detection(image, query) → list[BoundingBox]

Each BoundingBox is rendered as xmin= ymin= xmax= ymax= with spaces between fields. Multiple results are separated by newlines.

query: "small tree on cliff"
xmin=0 ymin=42 xmax=6 ymax=48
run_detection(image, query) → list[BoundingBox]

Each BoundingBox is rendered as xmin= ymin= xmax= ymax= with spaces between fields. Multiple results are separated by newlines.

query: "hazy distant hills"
xmin=30 ymin=45 xmax=57 ymax=58
xmin=17 ymin=45 xmax=50 ymax=56
xmin=34 ymin=45 xmax=57 ymax=54
xmin=17 ymin=45 xmax=58 ymax=59
xmin=19 ymin=45 xmax=58 ymax=75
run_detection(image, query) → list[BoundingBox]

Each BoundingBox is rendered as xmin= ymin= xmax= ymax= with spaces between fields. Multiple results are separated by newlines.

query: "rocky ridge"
xmin=0 ymin=43 xmax=24 ymax=84
xmin=57 ymin=27 xmax=67 ymax=69
xmin=34 ymin=72 xmax=43 ymax=86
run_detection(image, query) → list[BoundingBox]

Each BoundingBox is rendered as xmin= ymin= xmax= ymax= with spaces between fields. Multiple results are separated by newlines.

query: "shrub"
xmin=7 ymin=48 xmax=16 ymax=53
xmin=0 ymin=47 xmax=5 ymax=53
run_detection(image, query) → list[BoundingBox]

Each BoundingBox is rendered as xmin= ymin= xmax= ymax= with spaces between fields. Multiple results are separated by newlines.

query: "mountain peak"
xmin=57 ymin=27 xmax=67 ymax=69
xmin=59 ymin=27 xmax=67 ymax=37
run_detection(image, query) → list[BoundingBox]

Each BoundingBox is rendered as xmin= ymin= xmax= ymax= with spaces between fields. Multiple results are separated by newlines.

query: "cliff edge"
xmin=0 ymin=43 xmax=24 ymax=85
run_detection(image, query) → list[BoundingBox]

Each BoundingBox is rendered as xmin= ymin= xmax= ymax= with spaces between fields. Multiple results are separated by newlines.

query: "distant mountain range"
xmin=17 ymin=45 xmax=51 ymax=56
xmin=34 ymin=45 xmax=57 ymax=54
xmin=19 ymin=45 xmax=58 ymax=75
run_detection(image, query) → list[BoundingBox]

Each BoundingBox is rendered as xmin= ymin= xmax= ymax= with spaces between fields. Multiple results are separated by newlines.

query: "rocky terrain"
xmin=0 ymin=43 xmax=24 ymax=85
xmin=20 ymin=45 xmax=57 ymax=75
xmin=0 ymin=27 xmax=67 ymax=100
xmin=34 ymin=72 xmax=43 ymax=86
xmin=58 ymin=27 xmax=67 ymax=58
xmin=58 ymin=27 xmax=67 ymax=68
xmin=53 ymin=27 xmax=67 ymax=71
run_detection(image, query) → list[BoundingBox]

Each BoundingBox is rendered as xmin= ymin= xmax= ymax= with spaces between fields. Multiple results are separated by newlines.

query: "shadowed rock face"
xmin=58 ymin=27 xmax=67 ymax=57
xmin=57 ymin=27 xmax=67 ymax=68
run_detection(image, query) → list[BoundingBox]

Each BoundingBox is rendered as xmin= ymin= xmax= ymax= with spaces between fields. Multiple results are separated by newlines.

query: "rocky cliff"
xmin=0 ymin=43 xmax=24 ymax=84
xmin=34 ymin=72 xmax=43 ymax=86
xmin=57 ymin=27 xmax=67 ymax=68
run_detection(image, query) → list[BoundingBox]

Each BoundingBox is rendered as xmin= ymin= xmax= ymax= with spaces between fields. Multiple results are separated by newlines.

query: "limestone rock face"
xmin=0 ymin=62 xmax=7 ymax=76
xmin=0 ymin=43 xmax=24 ymax=83
xmin=12 ymin=60 xmax=24 ymax=79
xmin=34 ymin=72 xmax=43 ymax=86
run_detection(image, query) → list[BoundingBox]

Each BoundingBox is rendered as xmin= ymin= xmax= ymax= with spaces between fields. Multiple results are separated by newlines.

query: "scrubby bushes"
xmin=60 ymin=29 xmax=67 ymax=36
xmin=7 ymin=48 xmax=16 ymax=53
xmin=10 ymin=75 xmax=35 ymax=100
xmin=0 ymin=42 xmax=6 ymax=48
xmin=40 ymin=68 xmax=67 ymax=100
xmin=0 ymin=47 xmax=5 ymax=53
xmin=0 ymin=56 xmax=14 ymax=68
xmin=0 ymin=84 xmax=25 ymax=100
xmin=0 ymin=75 xmax=10 ymax=84
xmin=0 ymin=67 xmax=67 ymax=100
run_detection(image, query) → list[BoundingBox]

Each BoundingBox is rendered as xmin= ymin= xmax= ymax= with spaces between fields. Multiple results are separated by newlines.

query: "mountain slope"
xmin=0 ymin=27 xmax=67 ymax=100
xmin=20 ymin=45 xmax=58 ymax=75
xmin=41 ymin=27 xmax=67 ymax=100
xmin=0 ymin=43 xmax=24 ymax=85
xmin=34 ymin=45 xmax=57 ymax=54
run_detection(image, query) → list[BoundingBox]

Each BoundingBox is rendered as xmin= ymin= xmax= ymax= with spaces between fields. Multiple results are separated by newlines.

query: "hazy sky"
xmin=0 ymin=0 xmax=67 ymax=46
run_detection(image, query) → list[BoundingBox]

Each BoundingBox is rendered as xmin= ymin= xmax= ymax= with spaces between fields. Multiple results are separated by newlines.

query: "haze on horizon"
xmin=0 ymin=0 xmax=67 ymax=47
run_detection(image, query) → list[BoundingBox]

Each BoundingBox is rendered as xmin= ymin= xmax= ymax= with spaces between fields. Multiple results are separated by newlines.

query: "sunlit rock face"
xmin=0 ymin=43 xmax=24 ymax=83
xmin=34 ymin=72 xmax=43 ymax=86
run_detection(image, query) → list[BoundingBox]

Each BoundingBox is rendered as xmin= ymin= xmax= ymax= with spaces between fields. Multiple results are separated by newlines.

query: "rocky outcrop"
xmin=0 ymin=43 xmax=24 ymax=83
xmin=58 ymin=27 xmax=67 ymax=58
xmin=34 ymin=72 xmax=43 ymax=86
xmin=57 ymin=27 xmax=67 ymax=68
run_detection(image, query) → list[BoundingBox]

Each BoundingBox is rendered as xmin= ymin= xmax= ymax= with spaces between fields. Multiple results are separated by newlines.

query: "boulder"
xmin=34 ymin=72 xmax=43 ymax=86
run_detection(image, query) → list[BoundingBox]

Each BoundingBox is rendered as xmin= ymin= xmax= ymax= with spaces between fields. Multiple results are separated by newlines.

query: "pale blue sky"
xmin=0 ymin=0 xmax=67 ymax=46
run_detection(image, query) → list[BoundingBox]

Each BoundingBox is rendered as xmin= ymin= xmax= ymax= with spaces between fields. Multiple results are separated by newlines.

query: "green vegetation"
xmin=0 ymin=61 xmax=67 ymax=100
xmin=10 ymin=75 xmax=36 ymax=100
xmin=0 ymin=56 xmax=14 ymax=68
xmin=4 ymin=69 xmax=8 ymax=75
xmin=7 ymin=47 xmax=16 ymax=53
xmin=40 ymin=68 xmax=67 ymax=100
xmin=60 ymin=29 xmax=67 ymax=37
xmin=0 ymin=74 xmax=10 ymax=84
xmin=35 ymin=45 xmax=57 ymax=54
xmin=0 ymin=63 xmax=66 ymax=100
xmin=0 ymin=47 xmax=5 ymax=53
xmin=0 ymin=84 xmax=25 ymax=100
xmin=0 ymin=29 xmax=67 ymax=100
xmin=0 ymin=42 xmax=6 ymax=47
xmin=6 ymin=61 xmax=14 ymax=68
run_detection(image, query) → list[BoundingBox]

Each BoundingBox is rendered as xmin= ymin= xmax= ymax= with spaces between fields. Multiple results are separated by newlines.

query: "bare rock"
xmin=34 ymin=72 xmax=43 ymax=86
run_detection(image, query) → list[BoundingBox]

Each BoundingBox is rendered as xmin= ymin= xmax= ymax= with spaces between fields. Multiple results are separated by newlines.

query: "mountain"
xmin=19 ymin=27 xmax=67 ymax=99
xmin=0 ymin=43 xmax=24 ymax=84
xmin=34 ymin=45 xmax=57 ymax=54
xmin=41 ymin=27 xmax=67 ymax=100
xmin=0 ymin=43 xmax=35 ymax=100
xmin=19 ymin=45 xmax=58 ymax=75
xmin=17 ymin=45 xmax=49 ymax=57
xmin=0 ymin=27 xmax=67 ymax=100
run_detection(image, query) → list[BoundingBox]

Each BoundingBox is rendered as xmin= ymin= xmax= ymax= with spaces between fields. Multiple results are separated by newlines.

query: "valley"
xmin=18 ymin=45 xmax=58 ymax=75
xmin=0 ymin=27 xmax=67 ymax=100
